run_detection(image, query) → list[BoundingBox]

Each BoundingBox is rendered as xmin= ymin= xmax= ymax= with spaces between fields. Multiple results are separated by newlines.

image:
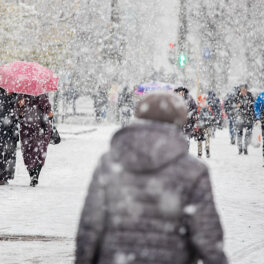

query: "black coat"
xmin=234 ymin=91 xmax=255 ymax=126
xmin=207 ymin=91 xmax=222 ymax=125
xmin=183 ymin=91 xmax=197 ymax=136
xmin=0 ymin=88 xmax=19 ymax=142
xmin=224 ymin=92 xmax=237 ymax=119
xmin=118 ymin=89 xmax=134 ymax=114
xmin=76 ymin=121 xmax=228 ymax=264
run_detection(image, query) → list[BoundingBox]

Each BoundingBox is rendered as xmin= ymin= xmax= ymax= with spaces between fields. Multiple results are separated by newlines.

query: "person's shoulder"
xmin=257 ymin=92 xmax=264 ymax=100
xmin=91 ymin=153 xmax=113 ymax=185
xmin=97 ymin=153 xmax=111 ymax=171
xmin=175 ymin=154 xmax=209 ymax=181
xmin=189 ymin=94 xmax=196 ymax=103
xmin=247 ymin=91 xmax=254 ymax=98
xmin=96 ymin=152 xmax=123 ymax=178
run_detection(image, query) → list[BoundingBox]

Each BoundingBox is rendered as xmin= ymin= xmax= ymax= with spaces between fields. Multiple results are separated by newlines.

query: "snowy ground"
xmin=0 ymin=124 xmax=263 ymax=264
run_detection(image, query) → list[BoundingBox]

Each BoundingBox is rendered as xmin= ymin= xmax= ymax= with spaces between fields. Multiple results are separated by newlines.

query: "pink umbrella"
xmin=0 ymin=61 xmax=59 ymax=96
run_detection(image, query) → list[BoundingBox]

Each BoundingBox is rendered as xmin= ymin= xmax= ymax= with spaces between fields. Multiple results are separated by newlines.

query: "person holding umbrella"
xmin=16 ymin=94 xmax=53 ymax=186
xmin=0 ymin=61 xmax=58 ymax=186
xmin=0 ymin=88 xmax=19 ymax=185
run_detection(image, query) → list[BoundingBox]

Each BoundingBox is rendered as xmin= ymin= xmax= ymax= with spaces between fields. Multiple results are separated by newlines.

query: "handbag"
xmin=37 ymin=103 xmax=60 ymax=145
xmin=50 ymin=120 xmax=61 ymax=145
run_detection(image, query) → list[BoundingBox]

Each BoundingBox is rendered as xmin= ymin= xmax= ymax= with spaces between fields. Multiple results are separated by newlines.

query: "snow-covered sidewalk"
xmin=190 ymin=130 xmax=264 ymax=264
xmin=0 ymin=125 xmax=263 ymax=264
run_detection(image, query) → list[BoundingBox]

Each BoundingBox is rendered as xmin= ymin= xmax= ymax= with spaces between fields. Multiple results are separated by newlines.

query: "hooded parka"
xmin=76 ymin=120 xmax=228 ymax=264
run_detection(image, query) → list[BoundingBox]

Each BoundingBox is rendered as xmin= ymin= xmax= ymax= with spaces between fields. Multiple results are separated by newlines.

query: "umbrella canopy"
xmin=135 ymin=81 xmax=175 ymax=95
xmin=0 ymin=61 xmax=59 ymax=96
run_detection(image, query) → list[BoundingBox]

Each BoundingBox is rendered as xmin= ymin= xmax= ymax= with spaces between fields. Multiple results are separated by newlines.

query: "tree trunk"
xmin=111 ymin=0 xmax=120 ymax=24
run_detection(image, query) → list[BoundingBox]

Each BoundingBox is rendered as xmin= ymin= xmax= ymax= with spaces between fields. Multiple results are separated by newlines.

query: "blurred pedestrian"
xmin=207 ymin=91 xmax=222 ymax=136
xmin=224 ymin=87 xmax=239 ymax=145
xmin=16 ymin=94 xmax=53 ymax=187
xmin=75 ymin=93 xmax=228 ymax=264
xmin=65 ymin=87 xmax=79 ymax=115
xmin=118 ymin=86 xmax=134 ymax=127
xmin=174 ymin=87 xmax=197 ymax=146
xmin=194 ymin=94 xmax=215 ymax=158
xmin=234 ymin=84 xmax=255 ymax=155
xmin=254 ymin=91 xmax=264 ymax=166
xmin=94 ymin=86 xmax=108 ymax=122
xmin=0 ymin=88 xmax=19 ymax=185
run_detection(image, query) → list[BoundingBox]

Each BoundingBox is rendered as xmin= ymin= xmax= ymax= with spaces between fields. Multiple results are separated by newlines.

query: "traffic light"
xmin=179 ymin=54 xmax=186 ymax=68
xmin=169 ymin=43 xmax=175 ymax=49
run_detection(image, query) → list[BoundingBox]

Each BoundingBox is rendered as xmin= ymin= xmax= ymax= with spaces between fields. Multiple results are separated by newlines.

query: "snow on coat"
xmin=75 ymin=120 xmax=228 ymax=264
xmin=234 ymin=91 xmax=255 ymax=126
xmin=0 ymin=88 xmax=19 ymax=142
xmin=16 ymin=94 xmax=52 ymax=170
xmin=196 ymin=95 xmax=215 ymax=130
xmin=224 ymin=92 xmax=238 ymax=120
xmin=0 ymin=88 xmax=19 ymax=180
xmin=207 ymin=91 xmax=222 ymax=126
xmin=182 ymin=89 xmax=197 ymax=136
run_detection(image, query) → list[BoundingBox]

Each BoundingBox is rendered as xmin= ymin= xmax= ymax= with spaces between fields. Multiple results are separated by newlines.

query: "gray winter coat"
xmin=75 ymin=120 xmax=228 ymax=264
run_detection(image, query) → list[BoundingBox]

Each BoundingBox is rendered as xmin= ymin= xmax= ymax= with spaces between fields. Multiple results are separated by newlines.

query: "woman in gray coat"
xmin=76 ymin=93 xmax=228 ymax=264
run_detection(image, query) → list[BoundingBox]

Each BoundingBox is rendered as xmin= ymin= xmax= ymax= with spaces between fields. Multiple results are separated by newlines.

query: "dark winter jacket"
xmin=0 ymin=88 xmax=19 ymax=142
xmin=182 ymin=89 xmax=197 ymax=136
xmin=206 ymin=91 xmax=222 ymax=126
xmin=196 ymin=107 xmax=214 ymax=130
xmin=94 ymin=89 xmax=108 ymax=110
xmin=234 ymin=91 xmax=255 ymax=126
xmin=118 ymin=88 xmax=134 ymax=115
xmin=224 ymin=92 xmax=238 ymax=120
xmin=76 ymin=120 xmax=228 ymax=264
xmin=16 ymin=94 xmax=52 ymax=170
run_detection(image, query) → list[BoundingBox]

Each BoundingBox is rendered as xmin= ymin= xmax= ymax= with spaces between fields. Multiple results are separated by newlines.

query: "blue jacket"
xmin=254 ymin=92 xmax=264 ymax=120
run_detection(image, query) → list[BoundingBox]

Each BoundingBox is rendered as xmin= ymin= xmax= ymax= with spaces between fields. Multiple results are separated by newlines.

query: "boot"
xmin=238 ymin=148 xmax=243 ymax=155
xmin=29 ymin=165 xmax=42 ymax=187
xmin=29 ymin=168 xmax=38 ymax=187
xmin=244 ymin=149 xmax=248 ymax=155
xmin=29 ymin=171 xmax=38 ymax=187
xmin=206 ymin=149 xmax=210 ymax=158
xmin=30 ymin=177 xmax=38 ymax=187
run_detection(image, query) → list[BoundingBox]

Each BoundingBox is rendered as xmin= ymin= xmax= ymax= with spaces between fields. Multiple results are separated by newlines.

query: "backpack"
xmin=196 ymin=95 xmax=215 ymax=129
xmin=197 ymin=107 xmax=214 ymax=129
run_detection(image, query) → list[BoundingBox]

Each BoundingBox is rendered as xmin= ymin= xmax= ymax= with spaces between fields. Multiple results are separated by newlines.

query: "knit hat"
xmin=135 ymin=92 xmax=187 ymax=127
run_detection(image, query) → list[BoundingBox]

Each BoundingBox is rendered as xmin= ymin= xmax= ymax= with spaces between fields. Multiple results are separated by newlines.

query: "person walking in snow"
xmin=16 ymin=94 xmax=53 ymax=187
xmin=118 ymin=86 xmax=134 ymax=127
xmin=207 ymin=91 xmax=222 ymax=136
xmin=234 ymin=84 xmax=255 ymax=155
xmin=94 ymin=86 xmax=108 ymax=122
xmin=254 ymin=91 xmax=264 ymax=166
xmin=194 ymin=94 xmax=215 ymax=158
xmin=224 ymin=87 xmax=239 ymax=145
xmin=174 ymin=87 xmax=197 ymax=145
xmin=0 ymin=88 xmax=19 ymax=185
xmin=75 ymin=93 xmax=228 ymax=264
